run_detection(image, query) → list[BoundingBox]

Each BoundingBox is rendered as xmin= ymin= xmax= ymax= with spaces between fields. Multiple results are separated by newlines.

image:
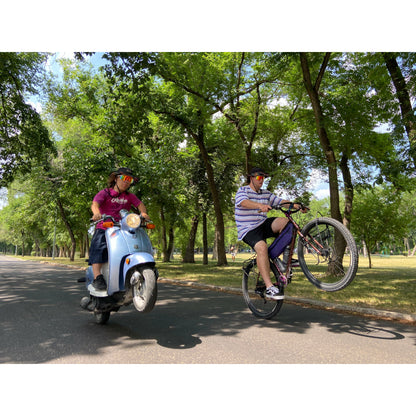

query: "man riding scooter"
xmin=89 ymin=167 xmax=150 ymax=291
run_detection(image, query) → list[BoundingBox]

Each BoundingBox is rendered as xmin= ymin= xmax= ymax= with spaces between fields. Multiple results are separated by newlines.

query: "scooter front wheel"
xmin=132 ymin=268 xmax=157 ymax=313
xmin=94 ymin=311 xmax=110 ymax=325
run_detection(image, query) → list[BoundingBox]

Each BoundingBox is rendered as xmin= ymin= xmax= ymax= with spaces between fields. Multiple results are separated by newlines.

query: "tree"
xmin=3 ymin=51 xmax=416 ymax=268
xmin=0 ymin=52 xmax=55 ymax=186
xmin=299 ymin=53 xmax=343 ymax=224
xmin=351 ymin=185 xmax=407 ymax=268
xmin=382 ymin=53 xmax=416 ymax=168
xmin=147 ymin=53 xmax=235 ymax=266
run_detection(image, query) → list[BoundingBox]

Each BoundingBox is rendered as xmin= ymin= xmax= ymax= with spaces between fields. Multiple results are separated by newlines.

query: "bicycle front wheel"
xmin=297 ymin=217 xmax=358 ymax=291
xmin=242 ymin=258 xmax=283 ymax=319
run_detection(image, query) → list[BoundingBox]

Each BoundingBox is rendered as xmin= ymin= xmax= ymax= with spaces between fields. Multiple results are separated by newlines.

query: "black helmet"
xmin=248 ymin=167 xmax=269 ymax=177
xmin=108 ymin=167 xmax=138 ymax=185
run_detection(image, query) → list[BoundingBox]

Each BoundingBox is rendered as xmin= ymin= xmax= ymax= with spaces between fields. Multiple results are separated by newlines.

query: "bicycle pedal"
xmin=255 ymin=288 xmax=265 ymax=296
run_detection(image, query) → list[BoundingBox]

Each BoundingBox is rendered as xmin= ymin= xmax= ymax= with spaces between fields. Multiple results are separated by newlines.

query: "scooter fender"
xmin=123 ymin=252 xmax=156 ymax=282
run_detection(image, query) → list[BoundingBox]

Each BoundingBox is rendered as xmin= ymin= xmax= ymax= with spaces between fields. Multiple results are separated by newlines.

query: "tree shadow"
xmin=1 ymin=256 xmax=415 ymax=363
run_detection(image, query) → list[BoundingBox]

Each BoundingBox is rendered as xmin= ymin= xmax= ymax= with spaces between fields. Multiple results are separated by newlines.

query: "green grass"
xmin=6 ymin=252 xmax=416 ymax=315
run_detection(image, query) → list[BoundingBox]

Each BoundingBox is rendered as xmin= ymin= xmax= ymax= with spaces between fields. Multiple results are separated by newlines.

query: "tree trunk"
xmin=183 ymin=215 xmax=199 ymax=263
xmin=365 ymin=240 xmax=372 ymax=268
xmin=340 ymin=153 xmax=354 ymax=230
xmin=202 ymin=212 xmax=208 ymax=264
xmin=160 ymin=206 xmax=170 ymax=262
xmin=167 ymin=226 xmax=174 ymax=261
xmin=56 ymin=198 xmax=76 ymax=261
xmin=362 ymin=240 xmax=367 ymax=257
xmin=161 ymin=109 xmax=228 ymax=266
xmin=211 ymin=224 xmax=218 ymax=261
xmin=382 ymin=52 xmax=416 ymax=167
xmin=21 ymin=231 xmax=25 ymax=257
xmin=300 ymin=52 xmax=347 ymax=275
xmin=300 ymin=53 xmax=342 ymax=224
xmin=79 ymin=233 xmax=87 ymax=258
xmin=191 ymin=120 xmax=227 ymax=266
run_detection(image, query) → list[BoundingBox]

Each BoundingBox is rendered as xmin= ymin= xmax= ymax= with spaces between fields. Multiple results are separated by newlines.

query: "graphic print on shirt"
xmin=111 ymin=196 xmax=129 ymax=205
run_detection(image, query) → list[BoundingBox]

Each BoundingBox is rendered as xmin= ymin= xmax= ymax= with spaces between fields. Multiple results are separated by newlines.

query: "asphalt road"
xmin=1 ymin=255 xmax=415 ymax=364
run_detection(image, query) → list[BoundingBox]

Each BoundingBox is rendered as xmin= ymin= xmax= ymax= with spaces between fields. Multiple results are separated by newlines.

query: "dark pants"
xmin=88 ymin=229 xmax=108 ymax=265
xmin=242 ymin=217 xmax=279 ymax=249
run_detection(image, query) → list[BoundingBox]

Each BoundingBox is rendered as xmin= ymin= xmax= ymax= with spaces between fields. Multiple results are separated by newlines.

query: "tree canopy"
xmin=0 ymin=53 xmax=55 ymax=186
xmin=1 ymin=51 xmax=415 ymax=264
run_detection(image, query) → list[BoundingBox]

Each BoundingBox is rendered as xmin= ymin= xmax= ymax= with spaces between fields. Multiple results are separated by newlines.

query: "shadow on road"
xmin=1 ymin=256 xmax=414 ymax=363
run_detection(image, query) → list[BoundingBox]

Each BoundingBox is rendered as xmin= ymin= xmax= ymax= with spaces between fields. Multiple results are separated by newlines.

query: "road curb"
xmin=158 ymin=278 xmax=416 ymax=325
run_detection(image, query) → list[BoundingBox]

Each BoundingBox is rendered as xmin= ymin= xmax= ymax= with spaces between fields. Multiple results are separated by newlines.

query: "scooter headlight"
xmin=125 ymin=213 xmax=141 ymax=229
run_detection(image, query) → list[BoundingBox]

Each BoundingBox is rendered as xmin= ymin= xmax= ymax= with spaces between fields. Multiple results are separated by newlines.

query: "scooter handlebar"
xmin=90 ymin=214 xmax=153 ymax=229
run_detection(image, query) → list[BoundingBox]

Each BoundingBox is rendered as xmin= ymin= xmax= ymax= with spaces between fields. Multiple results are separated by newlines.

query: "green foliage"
xmin=0 ymin=52 xmax=55 ymax=186
xmin=351 ymin=185 xmax=410 ymax=267
xmin=1 ymin=52 xmax=416 ymax=262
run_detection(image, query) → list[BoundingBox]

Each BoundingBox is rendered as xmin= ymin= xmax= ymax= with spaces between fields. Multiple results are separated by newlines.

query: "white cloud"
xmin=0 ymin=188 xmax=8 ymax=209
xmin=268 ymin=97 xmax=289 ymax=109
xmin=27 ymin=100 xmax=43 ymax=114
xmin=314 ymin=188 xmax=330 ymax=200
xmin=306 ymin=168 xmax=330 ymax=200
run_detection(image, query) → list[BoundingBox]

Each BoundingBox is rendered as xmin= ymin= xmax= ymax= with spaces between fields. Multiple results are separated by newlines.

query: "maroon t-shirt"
xmin=93 ymin=188 xmax=141 ymax=229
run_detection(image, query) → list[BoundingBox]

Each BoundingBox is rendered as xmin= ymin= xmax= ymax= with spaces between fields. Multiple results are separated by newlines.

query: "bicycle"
xmin=242 ymin=203 xmax=359 ymax=319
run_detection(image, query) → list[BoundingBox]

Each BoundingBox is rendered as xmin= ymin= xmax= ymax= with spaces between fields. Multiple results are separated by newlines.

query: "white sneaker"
xmin=265 ymin=285 xmax=284 ymax=300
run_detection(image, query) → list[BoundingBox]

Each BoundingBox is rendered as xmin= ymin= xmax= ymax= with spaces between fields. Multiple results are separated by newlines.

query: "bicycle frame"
xmin=242 ymin=203 xmax=359 ymax=319
xmin=270 ymin=205 xmax=327 ymax=287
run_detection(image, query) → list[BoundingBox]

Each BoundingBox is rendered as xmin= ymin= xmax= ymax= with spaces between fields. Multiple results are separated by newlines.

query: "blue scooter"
xmin=80 ymin=209 xmax=158 ymax=324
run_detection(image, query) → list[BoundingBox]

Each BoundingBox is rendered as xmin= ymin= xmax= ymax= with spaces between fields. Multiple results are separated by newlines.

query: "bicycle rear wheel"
xmin=242 ymin=258 xmax=283 ymax=319
xmin=297 ymin=217 xmax=358 ymax=291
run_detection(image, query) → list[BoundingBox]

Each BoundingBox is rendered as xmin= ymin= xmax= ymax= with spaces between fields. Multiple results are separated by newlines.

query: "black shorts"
xmin=242 ymin=217 xmax=279 ymax=249
xmin=88 ymin=229 xmax=108 ymax=265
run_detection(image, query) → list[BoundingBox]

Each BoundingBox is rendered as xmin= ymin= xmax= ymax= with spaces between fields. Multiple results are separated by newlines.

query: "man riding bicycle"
xmin=234 ymin=167 xmax=306 ymax=300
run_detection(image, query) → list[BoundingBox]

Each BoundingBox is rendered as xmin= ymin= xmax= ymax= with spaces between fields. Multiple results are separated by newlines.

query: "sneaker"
xmin=290 ymin=258 xmax=300 ymax=267
xmin=92 ymin=275 xmax=107 ymax=291
xmin=265 ymin=285 xmax=284 ymax=300
xmin=77 ymin=276 xmax=86 ymax=282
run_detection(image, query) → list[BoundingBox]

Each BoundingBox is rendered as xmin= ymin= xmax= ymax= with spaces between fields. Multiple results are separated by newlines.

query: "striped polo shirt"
xmin=234 ymin=185 xmax=282 ymax=240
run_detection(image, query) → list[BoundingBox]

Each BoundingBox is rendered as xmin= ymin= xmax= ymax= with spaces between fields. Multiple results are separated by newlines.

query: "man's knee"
xmin=254 ymin=240 xmax=268 ymax=255
xmin=272 ymin=217 xmax=289 ymax=234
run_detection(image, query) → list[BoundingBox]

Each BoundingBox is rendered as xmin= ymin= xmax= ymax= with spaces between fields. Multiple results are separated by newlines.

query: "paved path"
xmin=1 ymin=256 xmax=415 ymax=364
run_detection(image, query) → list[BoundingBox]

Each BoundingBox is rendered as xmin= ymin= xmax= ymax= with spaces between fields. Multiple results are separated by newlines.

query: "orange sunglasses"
xmin=118 ymin=174 xmax=134 ymax=184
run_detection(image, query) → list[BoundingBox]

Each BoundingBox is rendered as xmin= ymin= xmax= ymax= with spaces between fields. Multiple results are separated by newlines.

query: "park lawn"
xmin=7 ymin=252 xmax=416 ymax=315
xmin=156 ymin=253 xmax=416 ymax=315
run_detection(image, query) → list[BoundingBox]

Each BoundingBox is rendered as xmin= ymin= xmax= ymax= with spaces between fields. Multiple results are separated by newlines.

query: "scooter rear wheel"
xmin=94 ymin=311 xmax=110 ymax=325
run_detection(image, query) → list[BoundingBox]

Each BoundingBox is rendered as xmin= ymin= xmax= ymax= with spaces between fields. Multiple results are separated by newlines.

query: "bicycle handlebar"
xmin=272 ymin=202 xmax=309 ymax=213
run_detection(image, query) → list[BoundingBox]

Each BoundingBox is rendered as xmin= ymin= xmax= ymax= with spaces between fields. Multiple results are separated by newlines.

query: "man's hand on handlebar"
xmin=141 ymin=212 xmax=151 ymax=222
xmin=258 ymin=204 xmax=272 ymax=213
xmin=279 ymin=201 xmax=309 ymax=213
xmin=92 ymin=213 xmax=103 ymax=221
xmin=297 ymin=203 xmax=309 ymax=213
